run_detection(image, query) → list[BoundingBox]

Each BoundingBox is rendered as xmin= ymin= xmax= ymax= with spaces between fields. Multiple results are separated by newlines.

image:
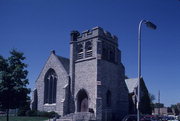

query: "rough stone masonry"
xmin=31 ymin=27 xmax=135 ymax=121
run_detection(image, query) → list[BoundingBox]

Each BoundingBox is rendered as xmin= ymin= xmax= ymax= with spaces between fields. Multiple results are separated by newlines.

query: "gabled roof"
xmin=125 ymin=78 xmax=138 ymax=93
xmin=57 ymin=56 xmax=69 ymax=73
xmin=35 ymin=51 xmax=70 ymax=83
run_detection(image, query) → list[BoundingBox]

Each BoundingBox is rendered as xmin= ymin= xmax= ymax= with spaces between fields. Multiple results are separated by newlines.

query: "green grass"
xmin=0 ymin=116 xmax=48 ymax=121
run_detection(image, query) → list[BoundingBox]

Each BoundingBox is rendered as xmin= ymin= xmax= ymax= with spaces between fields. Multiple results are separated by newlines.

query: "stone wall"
xmin=70 ymin=27 xmax=129 ymax=121
xmin=35 ymin=52 xmax=69 ymax=116
xmin=34 ymin=27 xmax=130 ymax=121
xmin=74 ymin=59 xmax=97 ymax=114
xmin=97 ymin=60 xmax=129 ymax=120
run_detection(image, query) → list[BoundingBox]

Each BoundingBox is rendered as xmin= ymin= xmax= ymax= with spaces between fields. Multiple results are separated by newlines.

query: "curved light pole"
xmin=137 ymin=20 xmax=157 ymax=121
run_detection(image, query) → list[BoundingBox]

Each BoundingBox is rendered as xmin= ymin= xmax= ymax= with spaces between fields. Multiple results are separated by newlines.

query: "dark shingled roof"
xmin=57 ymin=56 xmax=69 ymax=73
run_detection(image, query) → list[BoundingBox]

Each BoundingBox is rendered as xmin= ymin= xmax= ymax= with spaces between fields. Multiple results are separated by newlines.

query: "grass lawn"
xmin=0 ymin=116 xmax=48 ymax=121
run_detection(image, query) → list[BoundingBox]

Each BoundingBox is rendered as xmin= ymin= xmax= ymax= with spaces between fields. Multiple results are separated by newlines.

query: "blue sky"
xmin=0 ymin=0 xmax=179 ymax=107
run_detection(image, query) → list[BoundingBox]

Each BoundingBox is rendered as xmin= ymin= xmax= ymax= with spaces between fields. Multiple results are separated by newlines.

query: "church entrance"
xmin=77 ymin=89 xmax=88 ymax=112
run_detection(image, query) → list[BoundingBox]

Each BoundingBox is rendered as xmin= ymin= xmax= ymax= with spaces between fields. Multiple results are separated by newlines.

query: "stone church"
xmin=31 ymin=27 xmax=150 ymax=121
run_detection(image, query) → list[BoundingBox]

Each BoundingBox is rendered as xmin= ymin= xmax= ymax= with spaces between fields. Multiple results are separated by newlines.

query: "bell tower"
xmin=69 ymin=27 xmax=129 ymax=121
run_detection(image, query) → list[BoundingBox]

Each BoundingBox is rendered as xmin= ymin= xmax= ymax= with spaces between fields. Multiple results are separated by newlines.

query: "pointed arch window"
xmin=77 ymin=43 xmax=84 ymax=59
xmin=44 ymin=68 xmax=57 ymax=104
xmin=85 ymin=41 xmax=93 ymax=58
xmin=77 ymin=44 xmax=83 ymax=53
xmin=102 ymin=42 xmax=116 ymax=64
xmin=102 ymin=42 xmax=108 ymax=60
xmin=106 ymin=90 xmax=111 ymax=107
xmin=109 ymin=47 xmax=115 ymax=62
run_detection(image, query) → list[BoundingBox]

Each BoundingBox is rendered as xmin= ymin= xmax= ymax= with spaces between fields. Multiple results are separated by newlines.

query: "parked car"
xmin=167 ymin=116 xmax=178 ymax=121
xmin=141 ymin=115 xmax=157 ymax=121
xmin=122 ymin=114 xmax=153 ymax=121
xmin=0 ymin=111 xmax=5 ymax=114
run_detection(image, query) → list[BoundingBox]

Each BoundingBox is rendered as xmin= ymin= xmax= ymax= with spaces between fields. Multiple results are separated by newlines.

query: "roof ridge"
xmin=55 ymin=55 xmax=70 ymax=73
xmin=57 ymin=55 xmax=69 ymax=60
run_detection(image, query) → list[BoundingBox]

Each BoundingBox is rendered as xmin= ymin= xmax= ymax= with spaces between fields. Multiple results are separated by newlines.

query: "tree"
xmin=171 ymin=104 xmax=180 ymax=115
xmin=177 ymin=103 xmax=180 ymax=112
xmin=149 ymin=93 xmax=155 ymax=110
xmin=0 ymin=50 xmax=30 ymax=121
xmin=154 ymin=103 xmax=164 ymax=108
xmin=17 ymin=96 xmax=31 ymax=116
xmin=149 ymin=93 xmax=155 ymax=103
xmin=139 ymin=79 xmax=152 ymax=114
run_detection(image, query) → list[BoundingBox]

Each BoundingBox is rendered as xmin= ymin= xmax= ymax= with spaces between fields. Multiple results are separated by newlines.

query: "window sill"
xmin=75 ymin=56 xmax=96 ymax=63
xmin=44 ymin=103 xmax=56 ymax=106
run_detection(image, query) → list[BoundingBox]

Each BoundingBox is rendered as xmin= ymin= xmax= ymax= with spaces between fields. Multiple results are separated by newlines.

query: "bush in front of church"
xmin=25 ymin=110 xmax=38 ymax=116
xmin=25 ymin=110 xmax=59 ymax=118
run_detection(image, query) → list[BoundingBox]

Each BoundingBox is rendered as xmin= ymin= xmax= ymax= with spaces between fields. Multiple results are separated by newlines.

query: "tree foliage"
xmin=0 ymin=50 xmax=30 ymax=121
xmin=171 ymin=104 xmax=180 ymax=115
xmin=139 ymin=79 xmax=152 ymax=114
xmin=149 ymin=93 xmax=155 ymax=103
xmin=149 ymin=93 xmax=156 ymax=110
xmin=154 ymin=103 xmax=164 ymax=108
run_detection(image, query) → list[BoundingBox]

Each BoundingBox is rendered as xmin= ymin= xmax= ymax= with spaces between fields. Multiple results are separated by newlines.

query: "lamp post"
xmin=137 ymin=20 xmax=156 ymax=121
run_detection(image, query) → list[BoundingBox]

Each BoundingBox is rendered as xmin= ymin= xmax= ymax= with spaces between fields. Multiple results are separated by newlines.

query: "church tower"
xmin=69 ymin=27 xmax=129 ymax=121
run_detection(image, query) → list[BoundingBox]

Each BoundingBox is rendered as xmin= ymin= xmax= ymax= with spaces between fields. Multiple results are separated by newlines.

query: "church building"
xmin=31 ymin=27 xmax=149 ymax=121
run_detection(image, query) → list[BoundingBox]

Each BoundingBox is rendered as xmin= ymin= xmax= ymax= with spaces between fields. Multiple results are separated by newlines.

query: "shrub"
xmin=17 ymin=109 xmax=26 ymax=116
xmin=37 ymin=111 xmax=49 ymax=117
xmin=25 ymin=110 xmax=58 ymax=118
xmin=48 ymin=111 xmax=58 ymax=118
xmin=26 ymin=110 xmax=37 ymax=116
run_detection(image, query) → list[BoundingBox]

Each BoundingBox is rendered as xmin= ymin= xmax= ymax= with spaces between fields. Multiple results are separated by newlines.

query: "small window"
xmin=102 ymin=42 xmax=108 ymax=60
xmin=85 ymin=41 xmax=92 ymax=51
xmin=109 ymin=47 xmax=115 ymax=62
xmin=106 ymin=90 xmax=111 ymax=107
xmin=77 ymin=43 xmax=84 ymax=59
xmin=77 ymin=44 xmax=83 ymax=53
xmin=102 ymin=42 xmax=116 ymax=64
xmin=85 ymin=41 xmax=93 ymax=58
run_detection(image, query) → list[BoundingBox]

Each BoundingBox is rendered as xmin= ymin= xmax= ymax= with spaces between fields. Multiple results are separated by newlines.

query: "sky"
xmin=0 ymin=0 xmax=179 ymax=107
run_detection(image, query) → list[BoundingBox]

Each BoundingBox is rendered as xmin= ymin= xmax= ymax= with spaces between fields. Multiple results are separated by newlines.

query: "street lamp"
xmin=137 ymin=20 xmax=156 ymax=121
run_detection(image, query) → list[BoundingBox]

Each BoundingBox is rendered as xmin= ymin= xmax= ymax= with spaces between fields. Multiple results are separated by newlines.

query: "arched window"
xmin=102 ymin=42 xmax=108 ymax=60
xmin=109 ymin=47 xmax=115 ymax=62
xmin=77 ymin=43 xmax=83 ymax=59
xmin=85 ymin=41 xmax=92 ymax=51
xmin=77 ymin=44 xmax=83 ymax=53
xmin=44 ymin=69 xmax=57 ymax=104
xmin=106 ymin=90 xmax=111 ymax=107
xmin=85 ymin=41 xmax=92 ymax=58
xmin=102 ymin=42 xmax=116 ymax=64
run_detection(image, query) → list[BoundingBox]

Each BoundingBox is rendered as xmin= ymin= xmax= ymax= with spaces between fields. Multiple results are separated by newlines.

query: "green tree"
xmin=177 ymin=103 xmax=180 ymax=112
xmin=0 ymin=50 xmax=30 ymax=121
xmin=171 ymin=104 xmax=179 ymax=115
xmin=149 ymin=93 xmax=155 ymax=110
xmin=139 ymin=79 xmax=152 ymax=114
xmin=154 ymin=103 xmax=164 ymax=108
xmin=149 ymin=93 xmax=155 ymax=103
